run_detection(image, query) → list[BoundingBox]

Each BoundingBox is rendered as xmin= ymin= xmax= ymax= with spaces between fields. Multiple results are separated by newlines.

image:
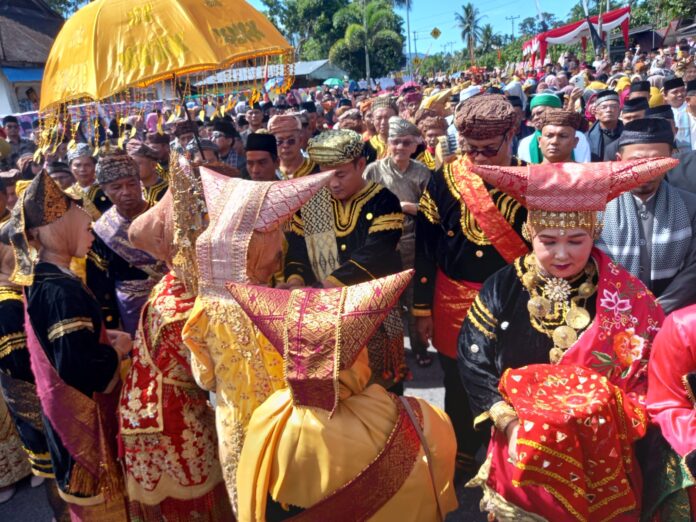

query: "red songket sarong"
xmin=482 ymin=249 xmax=664 ymax=522
xmin=432 ymin=158 xmax=529 ymax=359
xmin=432 ymin=270 xmax=481 ymax=359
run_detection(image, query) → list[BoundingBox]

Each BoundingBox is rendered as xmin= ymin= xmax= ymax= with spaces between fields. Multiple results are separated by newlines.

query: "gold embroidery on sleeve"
xmin=47 ymin=317 xmax=94 ymax=342
xmin=368 ymin=213 xmax=404 ymax=234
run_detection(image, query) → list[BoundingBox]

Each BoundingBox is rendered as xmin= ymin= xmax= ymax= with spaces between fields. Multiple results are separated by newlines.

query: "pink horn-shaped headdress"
xmin=227 ymin=270 xmax=413 ymax=415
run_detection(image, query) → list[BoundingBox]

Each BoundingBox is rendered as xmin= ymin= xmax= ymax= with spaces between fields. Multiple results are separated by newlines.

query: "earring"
xmin=522 ymin=222 xmax=532 ymax=242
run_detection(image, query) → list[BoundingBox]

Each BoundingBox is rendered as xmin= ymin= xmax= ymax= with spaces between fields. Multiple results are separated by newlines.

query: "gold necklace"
xmin=520 ymin=255 xmax=598 ymax=363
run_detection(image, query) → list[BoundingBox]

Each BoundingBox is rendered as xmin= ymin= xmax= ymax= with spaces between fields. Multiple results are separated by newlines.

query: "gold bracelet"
xmin=489 ymin=401 xmax=518 ymax=432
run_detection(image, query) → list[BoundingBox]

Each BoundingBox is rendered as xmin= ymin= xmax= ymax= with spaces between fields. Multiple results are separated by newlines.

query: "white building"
xmin=0 ymin=1 xmax=63 ymax=116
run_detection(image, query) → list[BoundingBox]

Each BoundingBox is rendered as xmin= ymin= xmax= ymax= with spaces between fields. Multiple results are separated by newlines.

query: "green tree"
xmin=519 ymin=17 xmax=537 ymax=36
xmin=537 ymin=12 xmax=560 ymax=32
xmin=567 ymin=0 xmax=622 ymax=22
xmin=260 ymin=0 xmax=349 ymax=60
xmin=328 ymin=0 xmax=405 ymax=79
xmin=478 ymin=24 xmax=496 ymax=55
xmin=418 ymin=54 xmax=445 ymax=76
xmin=455 ymin=3 xmax=484 ymax=64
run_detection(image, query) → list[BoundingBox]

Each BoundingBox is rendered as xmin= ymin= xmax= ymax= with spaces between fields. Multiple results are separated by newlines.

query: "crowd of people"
xmin=0 ymin=37 xmax=695 ymax=522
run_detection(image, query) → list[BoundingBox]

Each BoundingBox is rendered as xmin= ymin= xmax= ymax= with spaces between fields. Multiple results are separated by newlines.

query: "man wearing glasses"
xmin=267 ymin=114 xmax=318 ymax=179
xmin=586 ymin=90 xmax=623 ymax=161
xmin=2 ymin=116 xmax=35 ymax=169
xmin=413 ymin=94 xmax=528 ymax=482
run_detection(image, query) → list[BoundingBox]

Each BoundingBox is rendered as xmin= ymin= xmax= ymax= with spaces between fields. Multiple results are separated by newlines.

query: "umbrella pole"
xmin=175 ymin=75 xmax=203 ymax=155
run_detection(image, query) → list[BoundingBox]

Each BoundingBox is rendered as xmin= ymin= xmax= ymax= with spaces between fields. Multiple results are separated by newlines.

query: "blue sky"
xmin=247 ymin=0 xmax=584 ymax=55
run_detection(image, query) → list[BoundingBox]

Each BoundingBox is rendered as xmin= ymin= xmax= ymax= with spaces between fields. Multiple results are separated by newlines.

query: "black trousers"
xmin=438 ymin=352 xmax=485 ymax=458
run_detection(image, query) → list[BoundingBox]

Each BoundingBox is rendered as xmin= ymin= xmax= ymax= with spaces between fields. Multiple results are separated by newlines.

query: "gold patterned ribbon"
xmin=451 ymin=158 xmax=528 ymax=264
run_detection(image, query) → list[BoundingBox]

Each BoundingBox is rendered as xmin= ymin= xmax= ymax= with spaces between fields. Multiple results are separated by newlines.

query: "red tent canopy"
xmin=523 ymin=6 xmax=631 ymax=67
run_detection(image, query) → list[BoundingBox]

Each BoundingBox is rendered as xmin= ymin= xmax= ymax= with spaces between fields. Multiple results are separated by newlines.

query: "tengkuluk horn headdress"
xmin=227 ymin=270 xmax=413 ymax=415
xmin=469 ymin=158 xmax=679 ymax=237
xmin=196 ymin=168 xmax=333 ymax=297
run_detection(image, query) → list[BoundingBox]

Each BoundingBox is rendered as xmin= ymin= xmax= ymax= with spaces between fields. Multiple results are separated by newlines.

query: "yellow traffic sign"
xmin=431 ymin=27 xmax=441 ymax=39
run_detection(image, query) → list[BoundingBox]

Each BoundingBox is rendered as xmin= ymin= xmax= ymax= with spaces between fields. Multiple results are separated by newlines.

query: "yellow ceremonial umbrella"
xmin=40 ymin=0 xmax=293 ymax=111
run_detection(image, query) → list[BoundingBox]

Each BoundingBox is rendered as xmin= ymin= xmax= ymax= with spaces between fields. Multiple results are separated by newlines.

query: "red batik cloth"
xmin=500 ymin=364 xmax=647 ymax=522
xmin=119 ymin=272 xmax=228 ymax=516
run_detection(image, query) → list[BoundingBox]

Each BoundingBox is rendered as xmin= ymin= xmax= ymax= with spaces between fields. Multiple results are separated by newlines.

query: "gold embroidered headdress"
xmin=306 ymin=129 xmax=364 ymax=168
xmin=128 ymin=153 xmax=207 ymax=294
xmin=227 ymin=270 xmax=413 ymax=415
xmin=0 ymin=171 xmax=79 ymax=285
xmin=196 ymin=168 xmax=333 ymax=297
xmin=468 ymin=158 xmax=679 ymax=237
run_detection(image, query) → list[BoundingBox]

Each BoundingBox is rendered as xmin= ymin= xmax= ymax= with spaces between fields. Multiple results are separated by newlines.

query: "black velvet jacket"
xmin=413 ymin=159 xmax=527 ymax=313
xmin=285 ymin=182 xmax=403 ymax=286
xmin=26 ymin=262 xmax=118 ymax=494
xmin=0 ymin=287 xmax=53 ymax=476
xmin=457 ymin=256 xmax=597 ymax=428
xmin=86 ymin=234 xmax=153 ymax=329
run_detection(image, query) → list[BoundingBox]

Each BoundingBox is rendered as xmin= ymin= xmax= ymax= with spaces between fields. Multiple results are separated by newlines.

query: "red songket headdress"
xmin=227 ymin=271 xmax=413 ymax=415
xmin=469 ymin=158 xmax=679 ymax=235
xmin=466 ymin=159 xmax=676 ymax=520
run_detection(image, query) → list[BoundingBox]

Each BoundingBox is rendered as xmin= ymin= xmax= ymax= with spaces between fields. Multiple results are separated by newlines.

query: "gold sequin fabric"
xmin=0 ymin=393 xmax=31 ymax=487
xmin=307 ymin=129 xmax=365 ymax=167
xmin=182 ymin=297 xmax=284 ymax=511
xmin=226 ymin=271 xmax=412 ymax=414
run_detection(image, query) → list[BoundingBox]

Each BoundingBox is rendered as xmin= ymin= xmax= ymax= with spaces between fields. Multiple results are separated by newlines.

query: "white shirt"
xmin=672 ymin=103 xmax=692 ymax=152
xmin=517 ymin=131 xmax=591 ymax=163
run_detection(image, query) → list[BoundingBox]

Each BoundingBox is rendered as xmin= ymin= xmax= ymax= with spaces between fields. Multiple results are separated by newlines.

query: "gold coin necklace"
xmin=522 ymin=255 xmax=597 ymax=363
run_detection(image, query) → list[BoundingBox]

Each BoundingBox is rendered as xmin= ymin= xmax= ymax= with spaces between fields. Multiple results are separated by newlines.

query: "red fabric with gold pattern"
xmin=119 ymin=273 xmax=221 ymax=498
xmin=451 ymin=158 xmax=529 ymax=264
xmin=484 ymin=250 xmax=664 ymax=522
xmin=468 ymin=158 xmax=679 ymax=212
xmin=431 ymin=269 xmax=481 ymax=358
xmin=499 ymin=364 xmax=647 ymax=522
xmin=226 ymin=271 xmax=412 ymax=414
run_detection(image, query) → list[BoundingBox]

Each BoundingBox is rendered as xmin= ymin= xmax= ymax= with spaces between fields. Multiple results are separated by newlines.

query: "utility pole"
xmin=413 ymin=31 xmax=418 ymax=61
xmin=605 ymin=0 xmax=611 ymax=59
xmin=506 ymin=15 xmax=520 ymax=41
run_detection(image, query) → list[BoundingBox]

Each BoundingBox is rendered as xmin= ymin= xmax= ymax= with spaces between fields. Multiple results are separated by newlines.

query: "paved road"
xmin=0 ymin=344 xmax=487 ymax=521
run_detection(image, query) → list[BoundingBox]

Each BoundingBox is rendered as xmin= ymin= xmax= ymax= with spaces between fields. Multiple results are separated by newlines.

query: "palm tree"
xmin=329 ymin=0 xmax=405 ymax=79
xmin=479 ymin=23 xmax=496 ymax=55
xmin=455 ymin=3 xmax=484 ymax=64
